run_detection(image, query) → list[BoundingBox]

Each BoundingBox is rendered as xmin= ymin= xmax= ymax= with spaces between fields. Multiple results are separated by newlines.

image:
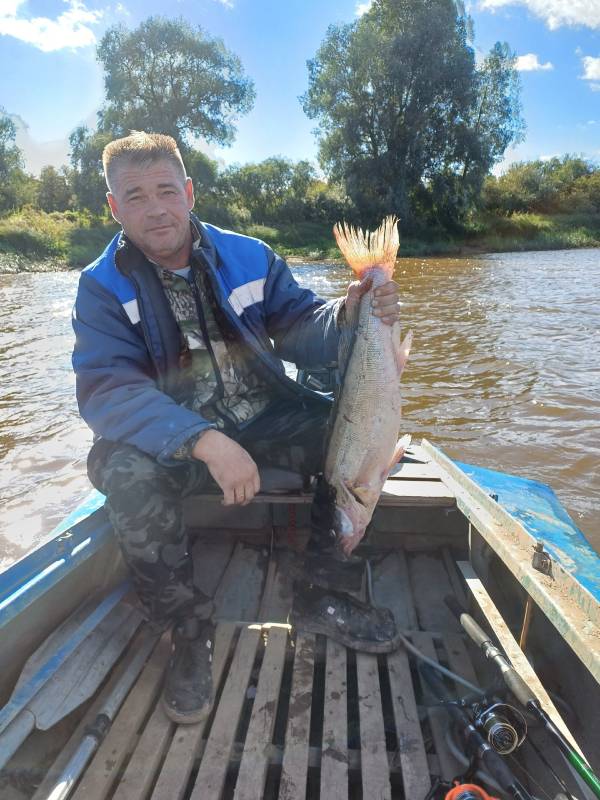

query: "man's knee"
xmin=88 ymin=440 xmax=166 ymax=497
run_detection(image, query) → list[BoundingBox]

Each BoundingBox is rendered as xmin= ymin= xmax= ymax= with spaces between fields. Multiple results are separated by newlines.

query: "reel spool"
xmin=475 ymin=703 xmax=527 ymax=755
xmin=445 ymin=784 xmax=498 ymax=800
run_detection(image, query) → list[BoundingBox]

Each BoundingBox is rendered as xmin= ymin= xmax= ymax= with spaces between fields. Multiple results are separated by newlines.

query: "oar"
xmin=34 ymin=630 xmax=159 ymax=800
xmin=0 ymin=582 xmax=142 ymax=770
xmin=445 ymin=596 xmax=600 ymax=800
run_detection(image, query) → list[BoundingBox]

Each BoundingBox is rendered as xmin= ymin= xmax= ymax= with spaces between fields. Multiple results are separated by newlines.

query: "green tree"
xmin=221 ymin=158 xmax=321 ymax=223
xmin=0 ymin=110 xmax=30 ymax=213
xmin=96 ymin=17 xmax=255 ymax=149
xmin=302 ymin=0 xmax=524 ymax=229
xmin=482 ymin=156 xmax=596 ymax=214
xmin=37 ymin=165 xmax=72 ymax=212
xmin=68 ymin=126 xmax=112 ymax=214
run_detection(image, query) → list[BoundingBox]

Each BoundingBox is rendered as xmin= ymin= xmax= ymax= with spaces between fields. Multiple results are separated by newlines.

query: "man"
xmin=72 ymin=131 xmax=401 ymax=725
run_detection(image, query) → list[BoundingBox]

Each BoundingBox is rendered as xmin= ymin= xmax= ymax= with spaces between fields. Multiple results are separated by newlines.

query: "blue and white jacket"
xmin=72 ymin=215 xmax=342 ymax=465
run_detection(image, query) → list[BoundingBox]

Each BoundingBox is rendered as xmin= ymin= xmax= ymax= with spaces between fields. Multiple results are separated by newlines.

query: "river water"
xmin=1 ymin=248 xmax=599 ymax=570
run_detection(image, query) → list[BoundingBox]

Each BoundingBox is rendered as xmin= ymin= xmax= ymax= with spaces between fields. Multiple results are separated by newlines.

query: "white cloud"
xmin=578 ymin=54 xmax=600 ymax=91
xmin=581 ymin=55 xmax=600 ymax=80
xmin=479 ymin=0 xmax=600 ymax=30
xmin=356 ymin=1 xmax=374 ymax=15
xmin=515 ymin=53 xmax=554 ymax=71
xmin=214 ymin=0 xmax=234 ymax=7
xmin=0 ymin=0 xmax=102 ymax=52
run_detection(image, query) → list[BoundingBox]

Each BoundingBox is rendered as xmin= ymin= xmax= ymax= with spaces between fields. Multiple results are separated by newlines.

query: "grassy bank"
xmin=0 ymin=209 xmax=118 ymax=273
xmin=0 ymin=208 xmax=599 ymax=272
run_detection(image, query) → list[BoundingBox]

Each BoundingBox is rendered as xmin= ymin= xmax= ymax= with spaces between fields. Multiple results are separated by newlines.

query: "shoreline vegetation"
xmin=0 ymin=208 xmax=599 ymax=274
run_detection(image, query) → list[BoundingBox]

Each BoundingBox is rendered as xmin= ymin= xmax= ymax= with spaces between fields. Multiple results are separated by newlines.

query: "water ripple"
xmin=1 ymin=249 xmax=599 ymax=566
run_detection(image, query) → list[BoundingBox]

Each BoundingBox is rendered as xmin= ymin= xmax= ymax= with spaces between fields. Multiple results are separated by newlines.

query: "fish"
xmin=319 ymin=215 xmax=413 ymax=556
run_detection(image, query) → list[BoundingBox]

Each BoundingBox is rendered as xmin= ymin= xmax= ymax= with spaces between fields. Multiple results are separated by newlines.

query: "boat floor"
xmin=22 ymin=539 xmax=502 ymax=800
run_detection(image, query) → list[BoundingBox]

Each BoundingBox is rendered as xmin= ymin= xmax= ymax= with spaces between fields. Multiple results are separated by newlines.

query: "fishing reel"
xmin=472 ymin=702 xmax=527 ymax=755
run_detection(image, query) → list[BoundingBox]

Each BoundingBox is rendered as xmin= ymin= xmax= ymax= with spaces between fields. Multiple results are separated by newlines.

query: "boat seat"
xmin=257 ymin=466 xmax=307 ymax=493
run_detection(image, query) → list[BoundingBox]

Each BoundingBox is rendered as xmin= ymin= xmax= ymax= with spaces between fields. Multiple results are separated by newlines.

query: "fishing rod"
xmin=420 ymin=662 xmax=533 ymax=800
xmin=445 ymin=596 xmax=600 ymax=800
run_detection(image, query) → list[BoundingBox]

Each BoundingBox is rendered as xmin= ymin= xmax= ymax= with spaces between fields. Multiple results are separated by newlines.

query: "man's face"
xmin=107 ymin=158 xmax=195 ymax=268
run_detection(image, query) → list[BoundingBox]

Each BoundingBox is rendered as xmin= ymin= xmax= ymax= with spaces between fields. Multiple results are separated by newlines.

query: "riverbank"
xmin=0 ymin=208 xmax=599 ymax=272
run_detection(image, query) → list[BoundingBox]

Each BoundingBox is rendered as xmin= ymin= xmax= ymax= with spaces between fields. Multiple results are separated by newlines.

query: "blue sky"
xmin=1 ymin=0 xmax=599 ymax=175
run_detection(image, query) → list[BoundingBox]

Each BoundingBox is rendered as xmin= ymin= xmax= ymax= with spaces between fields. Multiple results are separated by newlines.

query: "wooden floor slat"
xmin=213 ymin=543 xmax=266 ymax=621
xmin=279 ymin=633 xmax=315 ymax=800
xmin=192 ymin=536 xmax=236 ymax=599
xmin=372 ymin=550 xmax=418 ymax=630
xmin=111 ymin=702 xmax=173 ymax=800
xmin=320 ymin=639 xmax=348 ymax=800
xmin=356 ymin=652 xmax=392 ymax=800
xmin=258 ymin=550 xmax=295 ymax=623
xmin=149 ymin=623 xmax=237 ymax=800
xmin=190 ymin=626 xmax=261 ymax=800
xmin=409 ymin=553 xmax=462 ymax=633
xmin=71 ymin=633 xmax=170 ymax=800
xmin=387 ymin=646 xmax=431 ymax=799
xmin=234 ymin=627 xmax=289 ymax=800
xmin=410 ymin=632 xmax=464 ymax=781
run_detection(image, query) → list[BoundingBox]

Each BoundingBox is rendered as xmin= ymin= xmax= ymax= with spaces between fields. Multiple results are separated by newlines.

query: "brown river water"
xmin=0 ymin=248 xmax=599 ymax=571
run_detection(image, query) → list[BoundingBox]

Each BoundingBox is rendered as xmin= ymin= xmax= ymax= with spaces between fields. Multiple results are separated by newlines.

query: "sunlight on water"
xmin=0 ymin=249 xmax=599 ymax=568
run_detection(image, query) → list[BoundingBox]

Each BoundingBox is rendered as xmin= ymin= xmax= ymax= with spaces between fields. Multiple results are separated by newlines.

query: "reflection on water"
xmin=1 ymin=248 xmax=599 ymax=569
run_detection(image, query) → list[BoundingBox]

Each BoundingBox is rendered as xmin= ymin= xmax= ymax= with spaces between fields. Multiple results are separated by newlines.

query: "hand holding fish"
xmin=345 ymin=277 xmax=401 ymax=326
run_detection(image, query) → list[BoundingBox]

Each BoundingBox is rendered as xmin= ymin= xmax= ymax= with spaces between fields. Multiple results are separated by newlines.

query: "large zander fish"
xmin=320 ymin=216 xmax=412 ymax=556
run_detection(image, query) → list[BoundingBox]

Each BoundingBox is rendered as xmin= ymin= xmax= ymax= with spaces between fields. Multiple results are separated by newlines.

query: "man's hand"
xmin=345 ymin=275 xmax=401 ymax=326
xmin=192 ymin=430 xmax=260 ymax=506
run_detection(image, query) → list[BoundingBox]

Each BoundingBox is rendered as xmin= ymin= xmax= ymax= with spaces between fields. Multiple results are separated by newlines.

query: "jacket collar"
xmin=114 ymin=213 xmax=219 ymax=277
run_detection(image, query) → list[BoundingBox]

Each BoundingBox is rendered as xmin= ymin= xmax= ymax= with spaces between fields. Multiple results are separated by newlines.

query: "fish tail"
xmin=333 ymin=215 xmax=400 ymax=279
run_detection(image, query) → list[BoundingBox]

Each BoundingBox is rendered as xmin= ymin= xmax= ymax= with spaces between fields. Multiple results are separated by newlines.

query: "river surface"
xmin=1 ymin=248 xmax=599 ymax=570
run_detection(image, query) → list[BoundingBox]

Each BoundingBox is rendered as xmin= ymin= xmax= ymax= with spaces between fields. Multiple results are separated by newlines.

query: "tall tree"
xmin=302 ymin=0 xmax=524 ymax=228
xmin=0 ymin=110 xmax=29 ymax=213
xmin=96 ymin=16 xmax=255 ymax=150
xmin=37 ymin=165 xmax=72 ymax=212
xmin=69 ymin=127 xmax=113 ymax=214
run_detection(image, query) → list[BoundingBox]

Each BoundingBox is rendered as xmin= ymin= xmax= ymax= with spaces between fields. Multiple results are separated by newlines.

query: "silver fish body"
xmin=323 ymin=267 xmax=412 ymax=555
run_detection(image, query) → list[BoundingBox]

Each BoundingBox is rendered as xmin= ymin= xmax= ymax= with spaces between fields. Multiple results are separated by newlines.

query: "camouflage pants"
xmin=88 ymin=398 xmax=330 ymax=625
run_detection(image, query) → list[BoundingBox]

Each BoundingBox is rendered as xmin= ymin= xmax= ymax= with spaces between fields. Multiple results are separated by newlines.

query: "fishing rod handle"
xmin=445 ymin=596 xmax=490 ymax=648
xmin=444 ymin=596 xmax=537 ymax=706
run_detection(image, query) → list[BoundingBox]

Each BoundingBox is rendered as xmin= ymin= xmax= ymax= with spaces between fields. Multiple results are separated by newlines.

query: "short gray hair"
xmin=102 ymin=131 xmax=187 ymax=191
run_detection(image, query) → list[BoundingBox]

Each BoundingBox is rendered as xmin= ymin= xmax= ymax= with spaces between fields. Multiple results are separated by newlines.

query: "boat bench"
xmin=183 ymin=444 xmax=458 ymax=542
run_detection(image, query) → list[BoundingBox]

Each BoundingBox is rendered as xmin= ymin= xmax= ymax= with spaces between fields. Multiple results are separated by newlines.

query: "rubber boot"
xmin=162 ymin=616 xmax=215 ymax=725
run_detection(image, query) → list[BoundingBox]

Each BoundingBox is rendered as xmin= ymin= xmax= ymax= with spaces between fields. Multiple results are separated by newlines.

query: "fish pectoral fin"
xmin=388 ymin=434 xmax=412 ymax=472
xmin=347 ymin=481 xmax=380 ymax=508
xmin=393 ymin=325 xmax=413 ymax=378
